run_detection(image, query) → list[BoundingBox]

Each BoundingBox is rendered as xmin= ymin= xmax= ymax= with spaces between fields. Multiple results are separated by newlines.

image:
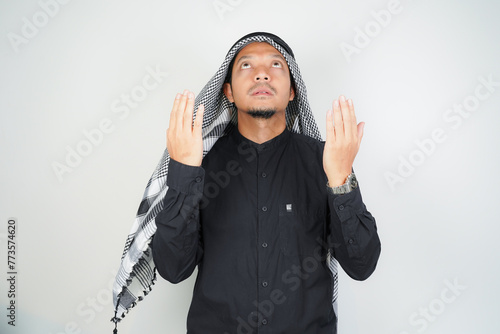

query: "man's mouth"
xmin=251 ymin=86 xmax=274 ymax=96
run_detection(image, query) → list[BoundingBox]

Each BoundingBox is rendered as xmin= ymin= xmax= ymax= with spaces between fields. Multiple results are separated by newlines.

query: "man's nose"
xmin=254 ymin=66 xmax=270 ymax=82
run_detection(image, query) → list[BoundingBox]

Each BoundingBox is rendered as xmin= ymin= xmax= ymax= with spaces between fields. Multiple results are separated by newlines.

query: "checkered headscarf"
xmin=111 ymin=32 xmax=339 ymax=332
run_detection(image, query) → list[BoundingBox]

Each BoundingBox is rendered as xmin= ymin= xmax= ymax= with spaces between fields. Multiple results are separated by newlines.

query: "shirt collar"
xmin=231 ymin=126 xmax=290 ymax=152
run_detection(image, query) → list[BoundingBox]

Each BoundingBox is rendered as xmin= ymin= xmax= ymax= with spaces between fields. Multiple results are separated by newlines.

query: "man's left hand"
xmin=323 ymin=95 xmax=364 ymax=187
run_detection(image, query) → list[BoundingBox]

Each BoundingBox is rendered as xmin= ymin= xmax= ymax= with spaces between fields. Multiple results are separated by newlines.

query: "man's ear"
xmin=289 ymin=86 xmax=295 ymax=101
xmin=223 ymin=83 xmax=234 ymax=103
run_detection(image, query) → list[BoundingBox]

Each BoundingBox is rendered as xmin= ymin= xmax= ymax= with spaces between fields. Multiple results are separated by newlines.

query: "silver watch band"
xmin=327 ymin=172 xmax=358 ymax=195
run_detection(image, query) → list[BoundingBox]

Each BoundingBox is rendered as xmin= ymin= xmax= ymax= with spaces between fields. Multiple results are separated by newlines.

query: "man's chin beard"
xmin=246 ymin=108 xmax=277 ymax=119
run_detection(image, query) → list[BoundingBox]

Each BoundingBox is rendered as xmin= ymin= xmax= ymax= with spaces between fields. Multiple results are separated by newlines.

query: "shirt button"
xmin=261 ymin=172 xmax=267 ymax=178
xmin=195 ymin=176 xmax=202 ymax=183
xmin=262 ymin=242 xmax=268 ymax=248
xmin=262 ymin=319 xmax=268 ymax=325
xmin=262 ymin=281 xmax=268 ymax=287
xmin=348 ymin=238 xmax=354 ymax=244
xmin=262 ymin=206 xmax=268 ymax=212
xmin=338 ymin=205 xmax=345 ymax=211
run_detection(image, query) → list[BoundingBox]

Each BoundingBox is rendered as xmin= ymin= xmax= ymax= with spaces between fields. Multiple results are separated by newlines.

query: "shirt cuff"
xmin=328 ymin=186 xmax=364 ymax=223
xmin=167 ymin=159 xmax=205 ymax=194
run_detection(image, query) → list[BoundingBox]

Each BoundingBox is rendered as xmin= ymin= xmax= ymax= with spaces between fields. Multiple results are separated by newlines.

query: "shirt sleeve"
xmin=152 ymin=158 xmax=205 ymax=284
xmin=327 ymin=183 xmax=381 ymax=281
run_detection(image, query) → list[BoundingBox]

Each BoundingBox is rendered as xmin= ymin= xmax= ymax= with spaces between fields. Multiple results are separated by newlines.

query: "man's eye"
xmin=272 ymin=62 xmax=282 ymax=68
xmin=241 ymin=63 xmax=251 ymax=69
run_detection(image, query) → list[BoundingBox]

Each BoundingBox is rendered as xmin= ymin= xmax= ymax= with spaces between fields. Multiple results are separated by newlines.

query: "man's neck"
xmin=237 ymin=111 xmax=286 ymax=144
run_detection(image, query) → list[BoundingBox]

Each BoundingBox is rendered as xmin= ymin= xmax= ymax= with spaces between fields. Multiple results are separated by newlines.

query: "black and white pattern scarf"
xmin=111 ymin=32 xmax=339 ymax=332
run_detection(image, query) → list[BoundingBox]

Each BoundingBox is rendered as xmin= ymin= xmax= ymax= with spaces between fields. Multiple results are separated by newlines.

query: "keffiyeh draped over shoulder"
xmin=111 ymin=32 xmax=339 ymax=332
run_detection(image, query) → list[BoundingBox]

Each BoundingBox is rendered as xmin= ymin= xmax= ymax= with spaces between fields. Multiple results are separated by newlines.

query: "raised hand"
xmin=166 ymin=90 xmax=204 ymax=166
xmin=323 ymin=95 xmax=364 ymax=187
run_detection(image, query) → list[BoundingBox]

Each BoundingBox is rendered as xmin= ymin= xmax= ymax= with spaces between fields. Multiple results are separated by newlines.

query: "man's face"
xmin=223 ymin=42 xmax=295 ymax=117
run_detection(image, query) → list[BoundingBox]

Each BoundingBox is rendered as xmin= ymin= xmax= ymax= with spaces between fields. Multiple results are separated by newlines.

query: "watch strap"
xmin=327 ymin=172 xmax=358 ymax=195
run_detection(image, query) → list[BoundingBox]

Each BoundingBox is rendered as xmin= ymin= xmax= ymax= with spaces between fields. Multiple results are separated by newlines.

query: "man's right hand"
xmin=166 ymin=90 xmax=204 ymax=166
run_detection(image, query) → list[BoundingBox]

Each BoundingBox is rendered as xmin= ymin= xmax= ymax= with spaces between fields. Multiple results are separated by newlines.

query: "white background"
xmin=1 ymin=0 xmax=499 ymax=333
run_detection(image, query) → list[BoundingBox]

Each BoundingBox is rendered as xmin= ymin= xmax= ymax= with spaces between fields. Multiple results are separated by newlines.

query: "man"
xmin=112 ymin=32 xmax=381 ymax=334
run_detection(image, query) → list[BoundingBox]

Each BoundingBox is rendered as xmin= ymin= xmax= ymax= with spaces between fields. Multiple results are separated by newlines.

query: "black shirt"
xmin=152 ymin=127 xmax=381 ymax=334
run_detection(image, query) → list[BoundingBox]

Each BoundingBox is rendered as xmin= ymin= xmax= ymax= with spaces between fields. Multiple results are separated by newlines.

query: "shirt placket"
xmin=256 ymin=146 xmax=271 ymax=332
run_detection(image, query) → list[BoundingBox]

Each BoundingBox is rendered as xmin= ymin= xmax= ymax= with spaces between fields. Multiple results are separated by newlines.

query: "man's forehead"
xmin=234 ymin=42 xmax=285 ymax=61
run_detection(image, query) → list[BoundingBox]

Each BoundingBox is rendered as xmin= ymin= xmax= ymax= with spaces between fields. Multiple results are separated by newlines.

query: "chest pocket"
xmin=278 ymin=203 xmax=325 ymax=258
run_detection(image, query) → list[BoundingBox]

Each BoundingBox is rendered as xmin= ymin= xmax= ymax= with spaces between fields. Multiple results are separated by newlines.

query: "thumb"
xmin=194 ymin=104 xmax=204 ymax=131
xmin=325 ymin=109 xmax=334 ymax=142
xmin=357 ymin=122 xmax=365 ymax=143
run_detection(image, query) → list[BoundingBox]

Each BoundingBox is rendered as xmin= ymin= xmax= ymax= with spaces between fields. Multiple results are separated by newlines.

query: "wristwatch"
xmin=327 ymin=172 xmax=358 ymax=195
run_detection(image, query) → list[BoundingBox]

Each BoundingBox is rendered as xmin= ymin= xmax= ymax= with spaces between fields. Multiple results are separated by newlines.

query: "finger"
xmin=169 ymin=93 xmax=181 ymax=130
xmin=347 ymin=98 xmax=357 ymax=125
xmin=347 ymin=98 xmax=358 ymax=141
xmin=339 ymin=95 xmax=352 ymax=138
xmin=194 ymin=104 xmax=204 ymax=132
xmin=333 ymin=99 xmax=343 ymax=137
xmin=326 ymin=109 xmax=334 ymax=141
xmin=176 ymin=89 xmax=189 ymax=129
xmin=184 ymin=91 xmax=195 ymax=131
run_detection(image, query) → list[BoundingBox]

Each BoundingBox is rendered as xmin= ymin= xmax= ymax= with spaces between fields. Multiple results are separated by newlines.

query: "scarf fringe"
xmin=111 ymin=240 xmax=158 ymax=333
